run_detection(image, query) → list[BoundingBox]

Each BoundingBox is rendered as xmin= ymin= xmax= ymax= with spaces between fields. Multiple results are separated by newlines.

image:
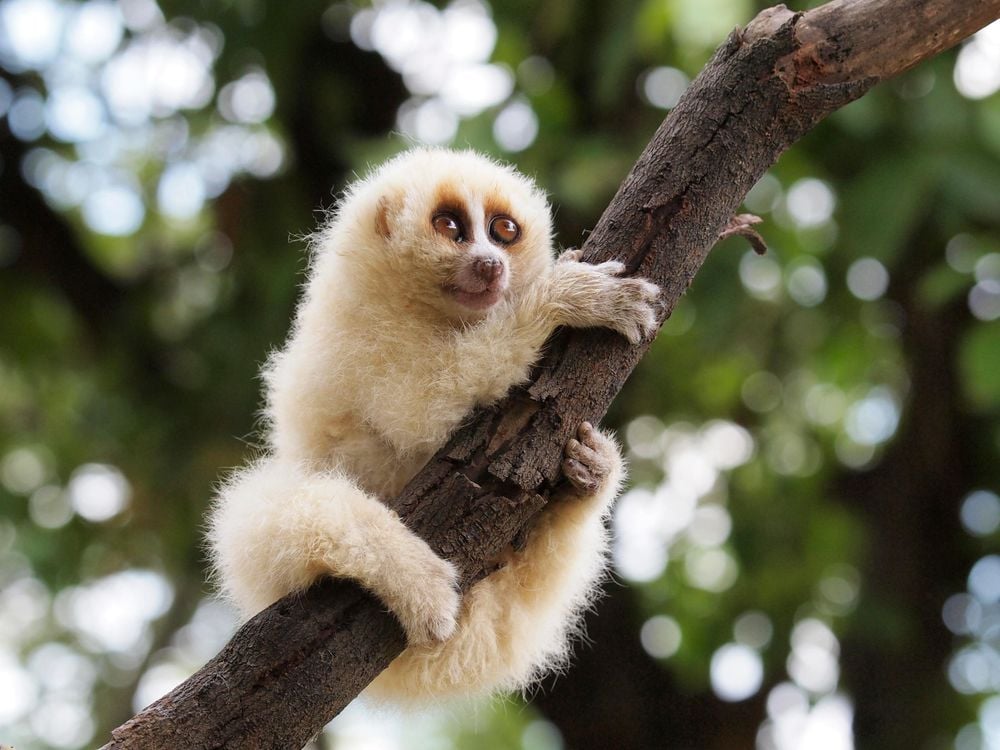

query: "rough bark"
xmin=100 ymin=0 xmax=1000 ymax=747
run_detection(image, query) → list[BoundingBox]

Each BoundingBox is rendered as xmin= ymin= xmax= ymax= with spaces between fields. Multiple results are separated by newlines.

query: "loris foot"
xmin=562 ymin=421 xmax=617 ymax=496
xmin=388 ymin=547 xmax=461 ymax=646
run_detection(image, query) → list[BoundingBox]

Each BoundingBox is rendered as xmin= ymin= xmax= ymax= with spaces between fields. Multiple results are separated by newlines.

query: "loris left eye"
xmin=488 ymin=216 xmax=520 ymax=245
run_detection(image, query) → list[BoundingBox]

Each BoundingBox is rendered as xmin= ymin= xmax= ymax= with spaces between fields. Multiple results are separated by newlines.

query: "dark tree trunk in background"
xmin=839 ymin=219 xmax=978 ymax=749
xmin=535 ymin=583 xmax=769 ymax=750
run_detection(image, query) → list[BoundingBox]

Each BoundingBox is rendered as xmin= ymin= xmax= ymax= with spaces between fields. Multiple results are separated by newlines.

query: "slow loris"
xmin=208 ymin=147 xmax=660 ymax=703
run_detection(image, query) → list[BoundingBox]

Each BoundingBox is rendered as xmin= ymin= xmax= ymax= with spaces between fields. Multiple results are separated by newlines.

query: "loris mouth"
xmin=444 ymin=283 xmax=505 ymax=311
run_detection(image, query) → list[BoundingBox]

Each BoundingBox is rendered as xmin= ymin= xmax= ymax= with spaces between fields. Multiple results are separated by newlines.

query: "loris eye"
xmin=432 ymin=213 xmax=465 ymax=242
xmin=488 ymin=216 xmax=520 ymax=245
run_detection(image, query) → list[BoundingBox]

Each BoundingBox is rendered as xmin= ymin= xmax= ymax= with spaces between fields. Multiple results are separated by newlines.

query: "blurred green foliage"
xmin=1 ymin=0 xmax=999 ymax=748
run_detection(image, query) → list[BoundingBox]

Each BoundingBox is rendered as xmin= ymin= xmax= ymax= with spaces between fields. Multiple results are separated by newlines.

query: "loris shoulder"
xmin=208 ymin=147 xmax=660 ymax=703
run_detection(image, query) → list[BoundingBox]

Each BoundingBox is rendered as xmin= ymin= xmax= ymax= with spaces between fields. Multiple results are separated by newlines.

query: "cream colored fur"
xmin=207 ymin=147 xmax=659 ymax=704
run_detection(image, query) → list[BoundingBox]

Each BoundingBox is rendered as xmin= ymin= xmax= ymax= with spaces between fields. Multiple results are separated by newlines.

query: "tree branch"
xmin=99 ymin=0 xmax=1000 ymax=747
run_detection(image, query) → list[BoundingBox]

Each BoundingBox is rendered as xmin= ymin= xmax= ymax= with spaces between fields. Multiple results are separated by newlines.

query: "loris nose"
xmin=472 ymin=256 xmax=504 ymax=283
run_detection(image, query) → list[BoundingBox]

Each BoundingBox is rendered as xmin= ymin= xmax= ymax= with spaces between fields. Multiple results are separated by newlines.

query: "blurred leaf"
xmin=917 ymin=264 xmax=969 ymax=308
xmin=959 ymin=322 xmax=1000 ymax=410
xmin=838 ymin=151 xmax=943 ymax=265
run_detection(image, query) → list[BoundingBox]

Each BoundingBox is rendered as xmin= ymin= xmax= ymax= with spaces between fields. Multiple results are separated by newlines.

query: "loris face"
xmin=424 ymin=185 xmax=526 ymax=314
xmin=357 ymin=149 xmax=553 ymax=324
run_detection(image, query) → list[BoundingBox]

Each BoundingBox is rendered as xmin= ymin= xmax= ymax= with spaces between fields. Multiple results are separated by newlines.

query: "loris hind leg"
xmin=366 ymin=422 xmax=624 ymax=703
xmin=208 ymin=458 xmax=460 ymax=645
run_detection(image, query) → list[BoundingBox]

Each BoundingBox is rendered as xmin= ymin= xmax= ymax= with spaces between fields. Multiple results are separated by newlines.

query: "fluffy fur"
xmin=207 ymin=147 xmax=659 ymax=704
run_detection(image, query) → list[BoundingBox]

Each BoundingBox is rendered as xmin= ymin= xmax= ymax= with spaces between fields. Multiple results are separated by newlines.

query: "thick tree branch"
xmin=100 ymin=0 xmax=1000 ymax=747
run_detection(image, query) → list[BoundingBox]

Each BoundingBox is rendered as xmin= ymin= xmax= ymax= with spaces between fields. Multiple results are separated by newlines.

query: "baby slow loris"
xmin=207 ymin=147 xmax=660 ymax=704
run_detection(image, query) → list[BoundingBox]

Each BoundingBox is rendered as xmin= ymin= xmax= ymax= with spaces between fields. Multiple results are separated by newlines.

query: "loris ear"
xmin=375 ymin=191 xmax=402 ymax=240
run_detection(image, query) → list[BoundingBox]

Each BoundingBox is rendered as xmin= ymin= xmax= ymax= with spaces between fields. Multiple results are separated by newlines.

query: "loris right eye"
xmin=432 ymin=213 xmax=465 ymax=242
xmin=488 ymin=216 xmax=520 ymax=245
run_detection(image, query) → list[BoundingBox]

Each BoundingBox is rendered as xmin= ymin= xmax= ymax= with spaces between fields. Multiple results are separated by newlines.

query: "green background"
xmin=1 ymin=0 xmax=999 ymax=748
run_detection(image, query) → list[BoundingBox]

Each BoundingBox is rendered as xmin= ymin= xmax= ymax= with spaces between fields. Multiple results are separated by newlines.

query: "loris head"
xmin=319 ymin=148 xmax=554 ymax=324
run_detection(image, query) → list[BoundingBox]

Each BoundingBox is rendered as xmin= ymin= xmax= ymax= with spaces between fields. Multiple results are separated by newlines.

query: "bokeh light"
xmin=351 ymin=0 xmax=530 ymax=150
xmin=639 ymin=66 xmax=688 ymax=109
xmin=67 ymin=463 xmax=131 ymax=521
xmin=786 ymin=258 xmax=828 ymax=307
xmin=640 ymin=615 xmax=683 ymax=659
xmin=954 ymin=20 xmax=1000 ymax=99
xmin=846 ymin=257 xmax=889 ymax=301
xmin=0 ymin=0 xmax=65 ymax=70
xmin=788 ymin=619 xmax=840 ymax=695
xmin=785 ymin=178 xmax=836 ymax=228
xmin=734 ymin=611 xmax=773 ymax=650
xmin=759 ymin=683 xmax=854 ymax=750
xmin=0 ymin=0 xmax=286 ymax=240
xmin=740 ymin=251 xmax=783 ymax=301
xmin=843 ymin=387 xmax=900 ymax=447
xmin=614 ymin=418 xmax=754 ymax=586
xmin=493 ymin=98 xmax=538 ymax=153
xmin=710 ymin=643 xmax=764 ymax=702
xmin=961 ymin=491 xmax=1000 ymax=537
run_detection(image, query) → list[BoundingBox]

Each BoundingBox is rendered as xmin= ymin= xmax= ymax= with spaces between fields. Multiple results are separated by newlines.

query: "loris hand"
xmin=550 ymin=254 xmax=661 ymax=344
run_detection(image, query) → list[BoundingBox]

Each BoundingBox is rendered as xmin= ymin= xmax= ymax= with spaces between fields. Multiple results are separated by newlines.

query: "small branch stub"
xmin=719 ymin=213 xmax=767 ymax=255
